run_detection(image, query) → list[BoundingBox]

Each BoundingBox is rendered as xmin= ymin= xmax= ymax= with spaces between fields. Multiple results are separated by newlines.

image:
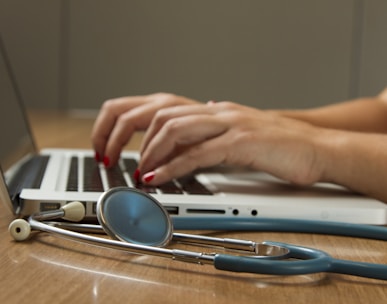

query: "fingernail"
xmin=207 ymin=100 xmax=216 ymax=105
xmin=95 ymin=152 xmax=101 ymax=162
xmin=133 ymin=168 xmax=140 ymax=181
xmin=143 ymin=171 xmax=155 ymax=183
xmin=103 ymin=156 xmax=110 ymax=167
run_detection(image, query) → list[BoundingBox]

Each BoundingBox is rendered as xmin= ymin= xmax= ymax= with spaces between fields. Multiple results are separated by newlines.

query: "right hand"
xmin=91 ymin=92 xmax=200 ymax=167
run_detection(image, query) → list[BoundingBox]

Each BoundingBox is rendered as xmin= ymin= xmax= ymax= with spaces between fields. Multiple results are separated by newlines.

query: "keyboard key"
xmin=135 ymin=182 xmax=157 ymax=194
xmin=66 ymin=157 xmax=78 ymax=191
xmin=159 ymin=181 xmax=183 ymax=194
xmin=106 ymin=166 xmax=128 ymax=188
xmin=77 ymin=156 xmax=212 ymax=195
xmin=122 ymin=158 xmax=138 ymax=183
xmin=83 ymin=157 xmax=104 ymax=192
xmin=178 ymin=175 xmax=213 ymax=195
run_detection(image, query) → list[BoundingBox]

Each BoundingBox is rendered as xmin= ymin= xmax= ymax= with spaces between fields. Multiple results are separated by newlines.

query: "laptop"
xmin=1 ymin=36 xmax=387 ymax=226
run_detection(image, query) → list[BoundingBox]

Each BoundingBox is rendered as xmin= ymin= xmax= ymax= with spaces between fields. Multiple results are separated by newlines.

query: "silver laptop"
xmin=1 ymin=36 xmax=387 ymax=226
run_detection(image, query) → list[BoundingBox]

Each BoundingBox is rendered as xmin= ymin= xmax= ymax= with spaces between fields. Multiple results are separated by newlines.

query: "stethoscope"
xmin=8 ymin=187 xmax=387 ymax=281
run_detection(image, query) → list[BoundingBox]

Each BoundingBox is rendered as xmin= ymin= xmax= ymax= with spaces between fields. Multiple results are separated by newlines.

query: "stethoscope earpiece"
xmin=9 ymin=219 xmax=31 ymax=241
xmin=8 ymin=201 xmax=85 ymax=242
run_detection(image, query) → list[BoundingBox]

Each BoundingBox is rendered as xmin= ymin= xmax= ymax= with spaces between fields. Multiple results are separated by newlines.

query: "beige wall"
xmin=0 ymin=0 xmax=62 ymax=108
xmin=1 ymin=0 xmax=386 ymax=110
xmin=358 ymin=0 xmax=387 ymax=96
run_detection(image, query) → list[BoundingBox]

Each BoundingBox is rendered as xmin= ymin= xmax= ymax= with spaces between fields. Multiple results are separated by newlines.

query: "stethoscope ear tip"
xmin=9 ymin=219 xmax=31 ymax=241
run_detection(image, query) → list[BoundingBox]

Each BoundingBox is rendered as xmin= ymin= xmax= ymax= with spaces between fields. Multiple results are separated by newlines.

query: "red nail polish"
xmin=103 ymin=156 xmax=110 ymax=167
xmin=143 ymin=171 xmax=155 ymax=183
xmin=95 ymin=152 xmax=101 ymax=162
xmin=133 ymin=169 xmax=140 ymax=181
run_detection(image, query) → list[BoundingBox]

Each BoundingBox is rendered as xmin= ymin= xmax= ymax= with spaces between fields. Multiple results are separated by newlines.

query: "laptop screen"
xmin=0 ymin=36 xmax=36 ymax=175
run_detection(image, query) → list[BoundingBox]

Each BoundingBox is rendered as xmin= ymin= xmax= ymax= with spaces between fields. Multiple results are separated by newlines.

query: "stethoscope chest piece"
xmin=97 ymin=187 xmax=173 ymax=247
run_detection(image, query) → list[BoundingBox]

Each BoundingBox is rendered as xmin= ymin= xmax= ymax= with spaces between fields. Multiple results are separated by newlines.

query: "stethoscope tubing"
xmin=215 ymin=241 xmax=387 ymax=280
xmin=215 ymin=242 xmax=332 ymax=275
xmin=172 ymin=217 xmax=387 ymax=241
xmin=173 ymin=217 xmax=387 ymax=279
xmin=329 ymin=258 xmax=387 ymax=280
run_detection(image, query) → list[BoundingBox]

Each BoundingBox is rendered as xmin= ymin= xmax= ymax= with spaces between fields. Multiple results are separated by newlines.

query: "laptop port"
xmin=165 ymin=206 xmax=179 ymax=215
xmin=186 ymin=208 xmax=225 ymax=214
xmin=40 ymin=202 xmax=61 ymax=212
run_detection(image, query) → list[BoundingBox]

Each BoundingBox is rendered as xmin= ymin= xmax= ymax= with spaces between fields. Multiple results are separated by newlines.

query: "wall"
xmin=0 ymin=0 xmax=62 ymax=108
xmin=358 ymin=0 xmax=387 ymax=96
xmin=0 ymin=0 xmax=386 ymax=110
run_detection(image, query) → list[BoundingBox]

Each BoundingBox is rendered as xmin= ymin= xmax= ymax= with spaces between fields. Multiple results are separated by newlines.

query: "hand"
xmin=138 ymin=101 xmax=324 ymax=186
xmin=91 ymin=93 xmax=200 ymax=167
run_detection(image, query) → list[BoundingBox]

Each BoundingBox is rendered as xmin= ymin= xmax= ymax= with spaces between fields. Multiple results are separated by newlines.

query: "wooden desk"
xmin=1 ymin=111 xmax=386 ymax=303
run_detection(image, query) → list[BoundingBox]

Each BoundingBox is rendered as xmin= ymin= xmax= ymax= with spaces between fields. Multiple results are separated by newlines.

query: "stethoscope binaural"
xmin=8 ymin=187 xmax=387 ymax=280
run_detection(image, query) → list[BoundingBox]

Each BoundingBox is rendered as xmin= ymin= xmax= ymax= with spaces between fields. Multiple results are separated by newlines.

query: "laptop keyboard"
xmin=67 ymin=156 xmax=213 ymax=195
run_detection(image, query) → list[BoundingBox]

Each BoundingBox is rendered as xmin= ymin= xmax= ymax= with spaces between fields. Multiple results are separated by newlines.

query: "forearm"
xmin=316 ymin=128 xmax=387 ymax=202
xmin=270 ymin=90 xmax=387 ymax=133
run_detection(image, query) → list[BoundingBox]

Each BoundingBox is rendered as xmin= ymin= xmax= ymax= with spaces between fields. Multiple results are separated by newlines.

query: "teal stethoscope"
xmin=8 ymin=187 xmax=387 ymax=280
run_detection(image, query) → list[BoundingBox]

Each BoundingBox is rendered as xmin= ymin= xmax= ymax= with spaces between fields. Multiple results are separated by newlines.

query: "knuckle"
xmin=153 ymin=108 xmax=174 ymax=127
xmin=101 ymin=98 xmax=117 ymax=111
xmin=149 ymin=92 xmax=176 ymax=105
xmin=149 ymin=92 xmax=193 ymax=107
xmin=154 ymin=107 xmax=170 ymax=120
xmin=163 ymin=118 xmax=183 ymax=136
xmin=217 ymin=101 xmax=237 ymax=110
xmin=116 ymin=112 xmax=130 ymax=125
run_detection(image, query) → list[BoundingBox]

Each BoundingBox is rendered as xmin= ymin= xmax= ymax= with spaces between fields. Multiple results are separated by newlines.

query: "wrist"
xmin=313 ymin=129 xmax=380 ymax=199
xmin=312 ymin=128 xmax=350 ymax=185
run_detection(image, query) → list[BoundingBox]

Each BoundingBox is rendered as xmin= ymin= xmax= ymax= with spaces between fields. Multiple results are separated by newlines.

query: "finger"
xmin=141 ymin=134 xmax=230 ymax=185
xmin=139 ymin=114 xmax=227 ymax=174
xmin=140 ymin=103 xmax=218 ymax=154
xmin=91 ymin=96 xmax=149 ymax=160
xmin=92 ymin=93 xmax=201 ymax=165
xmin=102 ymin=100 xmax=185 ymax=167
